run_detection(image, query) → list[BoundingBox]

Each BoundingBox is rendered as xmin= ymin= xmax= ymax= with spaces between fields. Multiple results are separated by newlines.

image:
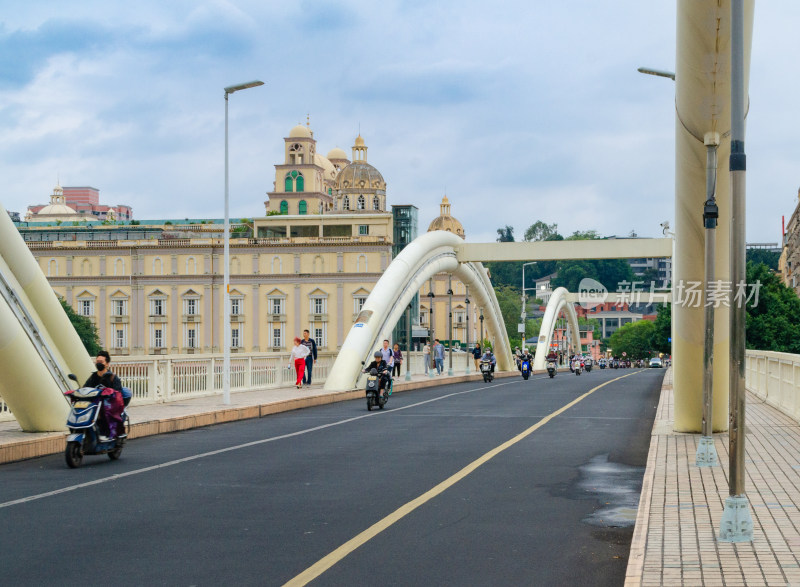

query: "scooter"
xmin=547 ymin=361 xmax=557 ymax=378
xmin=520 ymin=357 xmax=531 ymax=380
xmin=480 ymin=360 xmax=494 ymax=382
xmin=64 ymin=374 xmax=131 ymax=468
xmin=599 ymin=359 xmax=607 ymax=370
xmin=572 ymin=360 xmax=582 ymax=376
xmin=584 ymin=359 xmax=593 ymax=373
xmin=364 ymin=367 xmax=391 ymax=411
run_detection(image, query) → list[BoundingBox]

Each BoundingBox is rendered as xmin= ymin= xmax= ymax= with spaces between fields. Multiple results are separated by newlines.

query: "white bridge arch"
xmin=532 ymin=287 xmax=582 ymax=371
xmin=324 ymin=231 xmax=513 ymax=391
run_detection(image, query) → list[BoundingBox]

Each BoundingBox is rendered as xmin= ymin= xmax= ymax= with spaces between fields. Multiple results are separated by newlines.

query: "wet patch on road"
xmin=576 ymin=454 xmax=643 ymax=528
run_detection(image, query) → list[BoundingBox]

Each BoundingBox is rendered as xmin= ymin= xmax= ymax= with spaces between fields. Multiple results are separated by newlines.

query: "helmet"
xmin=374 ymin=350 xmax=382 ymax=358
xmin=523 ymin=348 xmax=528 ymax=353
xmin=485 ymin=347 xmax=492 ymax=353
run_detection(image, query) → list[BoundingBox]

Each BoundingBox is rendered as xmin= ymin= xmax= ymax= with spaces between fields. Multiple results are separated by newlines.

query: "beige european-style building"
xmin=18 ymin=123 xmax=482 ymax=356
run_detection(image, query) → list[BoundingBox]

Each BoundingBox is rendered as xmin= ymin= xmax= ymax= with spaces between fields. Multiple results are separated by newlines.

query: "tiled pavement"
xmin=627 ymin=368 xmax=800 ymax=586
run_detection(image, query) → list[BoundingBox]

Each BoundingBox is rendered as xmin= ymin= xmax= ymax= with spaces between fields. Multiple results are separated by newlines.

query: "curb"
xmin=0 ymin=370 xmax=520 ymax=465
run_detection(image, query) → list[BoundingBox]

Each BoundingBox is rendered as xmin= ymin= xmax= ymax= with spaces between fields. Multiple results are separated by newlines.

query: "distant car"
xmin=649 ymin=357 xmax=663 ymax=368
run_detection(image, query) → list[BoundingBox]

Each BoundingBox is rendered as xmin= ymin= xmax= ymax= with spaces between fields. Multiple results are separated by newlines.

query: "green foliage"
xmin=496 ymin=225 xmax=515 ymax=242
xmin=746 ymin=249 xmax=780 ymax=271
xmin=58 ymin=297 xmax=101 ymax=357
xmin=551 ymin=259 xmax=635 ymax=293
xmin=652 ymin=303 xmax=672 ymax=354
xmin=745 ymin=262 xmax=800 ymax=353
xmin=164 ymin=221 xmax=173 ymax=225
xmin=266 ymin=210 xmax=283 ymax=216
xmin=129 ymin=220 xmax=140 ymax=225
xmin=608 ymin=320 xmax=656 ymax=359
xmin=524 ymin=221 xmax=559 ymax=242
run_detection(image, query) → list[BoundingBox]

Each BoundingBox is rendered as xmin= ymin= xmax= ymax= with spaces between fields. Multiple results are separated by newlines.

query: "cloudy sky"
xmin=0 ymin=1 xmax=796 ymax=244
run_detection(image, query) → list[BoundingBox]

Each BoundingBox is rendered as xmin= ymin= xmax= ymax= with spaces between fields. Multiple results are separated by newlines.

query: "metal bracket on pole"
xmin=719 ymin=495 xmax=754 ymax=542
xmin=695 ymin=435 xmax=718 ymax=467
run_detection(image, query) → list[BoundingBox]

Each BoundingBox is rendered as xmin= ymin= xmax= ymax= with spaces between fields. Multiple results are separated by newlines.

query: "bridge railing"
xmin=745 ymin=350 xmax=800 ymax=422
xmin=0 ymin=350 xmax=475 ymax=423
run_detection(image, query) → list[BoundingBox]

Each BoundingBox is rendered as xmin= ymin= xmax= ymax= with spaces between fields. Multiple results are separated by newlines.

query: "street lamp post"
xmin=405 ymin=302 xmax=412 ymax=381
xmin=447 ymin=276 xmax=454 ymax=376
xmin=521 ymin=262 xmax=537 ymax=349
xmin=464 ymin=287 xmax=471 ymax=374
xmin=223 ymin=80 xmax=263 ymax=405
xmin=427 ymin=279 xmax=435 ymax=378
xmin=479 ymin=310 xmax=484 ymax=349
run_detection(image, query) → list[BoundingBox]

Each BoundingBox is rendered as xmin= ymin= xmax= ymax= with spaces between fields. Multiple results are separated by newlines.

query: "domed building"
xmin=25 ymin=184 xmax=85 ymax=222
xmin=427 ymin=196 xmax=465 ymax=238
xmin=332 ymin=135 xmax=387 ymax=213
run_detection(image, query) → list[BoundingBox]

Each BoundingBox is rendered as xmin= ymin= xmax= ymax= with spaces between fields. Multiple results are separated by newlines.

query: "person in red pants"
xmin=289 ymin=337 xmax=311 ymax=388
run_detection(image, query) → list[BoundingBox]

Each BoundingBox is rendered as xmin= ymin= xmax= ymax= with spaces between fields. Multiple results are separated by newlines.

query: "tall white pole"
xmin=222 ymin=80 xmax=263 ymax=405
xmin=224 ymin=91 xmax=231 ymax=405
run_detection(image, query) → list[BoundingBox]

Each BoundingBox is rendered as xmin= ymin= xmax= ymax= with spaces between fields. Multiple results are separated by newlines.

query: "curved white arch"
xmin=532 ymin=287 xmax=582 ymax=371
xmin=324 ymin=231 xmax=512 ymax=391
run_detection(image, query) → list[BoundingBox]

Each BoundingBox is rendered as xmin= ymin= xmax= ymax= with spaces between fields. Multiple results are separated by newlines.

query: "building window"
xmin=284 ymin=173 xmax=293 ymax=192
xmin=152 ymin=326 xmax=163 ymax=348
xmin=280 ymin=200 xmax=289 ymax=214
xmin=373 ymin=196 xmax=380 ymax=210
xmin=150 ymin=298 xmax=164 ymax=316
xmin=231 ymin=298 xmax=241 ymax=315
xmin=231 ymin=326 xmax=240 ymax=349
xmin=358 ymin=225 xmax=369 ymax=236
xmin=354 ymin=296 xmax=367 ymax=313
xmin=184 ymin=298 xmax=198 ymax=315
xmin=185 ymin=326 xmax=197 ymax=349
xmin=313 ymin=326 xmax=326 ymax=348
xmin=270 ymin=298 xmax=283 ymax=315
xmin=114 ymin=326 xmax=127 ymax=348
xmin=272 ymin=326 xmax=283 ymax=348
xmin=298 ymin=200 xmax=307 ymax=215
xmin=311 ymin=297 xmax=326 ymax=315
xmin=295 ymin=172 xmax=304 ymax=192
xmin=357 ymin=195 xmax=365 ymax=210
xmin=79 ymin=299 xmax=94 ymax=317
xmin=328 ymin=187 xmax=332 ymax=195
xmin=112 ymin=299 xmax=127 ymax=316
xmin=343 ymin=196 xmax=350 ymax=210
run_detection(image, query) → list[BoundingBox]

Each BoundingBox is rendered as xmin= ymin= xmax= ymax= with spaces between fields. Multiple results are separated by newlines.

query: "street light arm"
xmin=637 ymin=67 xmax=675 ymax=81
xmin=225 ymin=80 xmax=265 ymax=94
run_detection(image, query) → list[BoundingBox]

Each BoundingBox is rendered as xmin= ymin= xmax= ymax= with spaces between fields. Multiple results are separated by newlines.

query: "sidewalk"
xmin=626 ymin=368 xmax=800 ymax=586
xmin=0 ymin=368 xmax=517 ymax=465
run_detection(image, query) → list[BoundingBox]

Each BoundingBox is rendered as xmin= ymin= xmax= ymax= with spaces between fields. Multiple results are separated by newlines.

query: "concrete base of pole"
xmin=428 ymin=369 xmax=435 ymax=379
xmin=695 ymin=435 xmax=719 ymax=467
xmin=718 ymin=495 xmax=753 ymax=542
xmin=448 ymin=367 xmax=454 ymax=376
xmin=405 ymin=371 xmax=411 ymax=382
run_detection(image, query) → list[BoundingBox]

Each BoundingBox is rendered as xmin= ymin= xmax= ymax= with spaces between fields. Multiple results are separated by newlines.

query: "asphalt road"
xmin=0 ymin=367 xmax=665 ymax=586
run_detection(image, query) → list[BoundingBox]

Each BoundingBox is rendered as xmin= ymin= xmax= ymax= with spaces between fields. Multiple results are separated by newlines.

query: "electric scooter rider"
xmin=363 ymin=350 xmax=391 ymax=398
xmin=83 ymin=350 xmax=124 ymax=441
xmin=481 ymin=348 xmax=496 ymax=374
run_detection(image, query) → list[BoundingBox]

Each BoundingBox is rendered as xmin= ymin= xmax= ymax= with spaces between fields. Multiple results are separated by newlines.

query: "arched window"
xmin=114 ymin=258 xmax=125 ymax=276
xmin=186 ymin=256 xmax=197 ymax=275
xmin=357 ymin=254 xmax=368 ymax=272
xmin=373 ymin=196 xmax=380 ymax=210
xmin=298 ymin=200 xmax=307 ymax=215
xmin=296 ymin=173 xmax=304 ymax=192
xmin=357 ymin=195 xmax=365 ymax=210
xmin=81 ymin=258 xmax=91 ymax=276
xmin=153 ymin=257 xmax=163 ymax=275
xmin=48 ymin=259 xmax=58 ymax=276
xmin=271 ymin=256 xmax=282 ymax=274
xmin=284 ymin=173 xmax=293 ymax=192
xmin=343 ymin=196 xmax=350 ymax=210
xmin=231 ymin=257 xmax=241 ymax=274
xmin=328 ymin=187 xmax=332 ymax=195
xmin=280 ymin=200 xmax=289 ymax=215
xmin=313 ymin=255 xmax=324 ymax=273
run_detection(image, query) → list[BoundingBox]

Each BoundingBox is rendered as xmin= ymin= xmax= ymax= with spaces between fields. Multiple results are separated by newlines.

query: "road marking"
xmin=0 ymin=380 xmax=519 ymax=510
xmin=283 ymin=370 xmax=642 ymax=587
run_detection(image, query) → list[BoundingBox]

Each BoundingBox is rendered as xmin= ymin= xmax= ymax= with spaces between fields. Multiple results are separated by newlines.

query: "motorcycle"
xmin=364 ymin=367 xmax=392 ymax=411
xmin=584 ymin=359 xmax=593 ymax=373
xmin=572 ymin=360 xmax=582 ymax=376
xmin=520 ymin=357 xmax=531 ymax=380
xmin=64 ymin=374 xmax=131 ymax=468
xmin=480 ymin=360 xmax=494 ymax=382
xmin=547 ymin=360 xmax=557 ymax=378
xmin=599 ymin=359 xmax=606 ymax=370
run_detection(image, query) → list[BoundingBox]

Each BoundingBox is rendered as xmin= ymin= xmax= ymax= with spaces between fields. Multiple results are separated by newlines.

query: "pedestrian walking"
xmin=434 ymin=338 xmax=445 ymax=375
xmin=300 ymin=329 xmax=317 ymax=385
xmin=289 ymin=337 xmax=311 ymax=388
xmin=423 ymin=340 xmax=431 ymax=374
xmin=472 ymin=342 xmax=482 ymax=371
xmin=392 ymin=343 xmax=403 ymax=377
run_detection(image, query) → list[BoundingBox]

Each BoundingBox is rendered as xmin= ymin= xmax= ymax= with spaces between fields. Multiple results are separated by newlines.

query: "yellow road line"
xmin=284 ymin=370 xmax=642 ymax=586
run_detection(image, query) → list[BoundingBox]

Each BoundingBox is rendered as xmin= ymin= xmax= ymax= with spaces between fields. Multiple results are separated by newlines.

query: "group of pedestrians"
xmin=289 ymin=330 xmax=318 ymax=389
xmin=422 ymin=338 xmax=448 ymax=375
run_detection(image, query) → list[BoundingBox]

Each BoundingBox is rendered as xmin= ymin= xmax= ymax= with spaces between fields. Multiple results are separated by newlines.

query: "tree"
xmin=552 ymin=259 xmax=634 ymax=293
xmin=745 ymin=262 xmax=800 ymax=353
xmin=608 ymin=320 xmax=656 ymax=359
xmin=524 ymin=221 xmax=559 ymax=242
xmin=58 ymin=297 xmax=101 ymax=357
xmin=496 ymin=225 xmax=515 ymax=242
xmin=746 ymin=249 xmax=780 ymax=271
xmin=652 ymin=303 xmax=671 ymax=354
